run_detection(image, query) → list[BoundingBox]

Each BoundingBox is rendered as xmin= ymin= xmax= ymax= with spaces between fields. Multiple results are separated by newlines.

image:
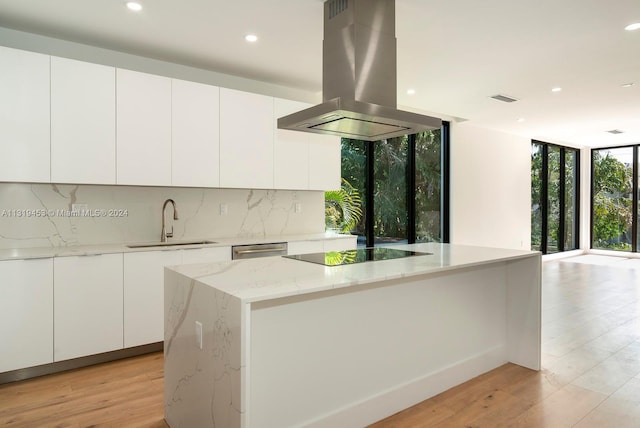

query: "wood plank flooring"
xmin=1 ymin=255 xmax=640 ymax=427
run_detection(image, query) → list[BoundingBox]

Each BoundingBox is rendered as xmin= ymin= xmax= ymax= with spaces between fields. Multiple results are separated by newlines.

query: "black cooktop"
xmin=284 ymin=247 xmax=431 ymax=266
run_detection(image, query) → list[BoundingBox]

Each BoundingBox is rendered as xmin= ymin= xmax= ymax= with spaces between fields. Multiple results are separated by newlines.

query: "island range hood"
xmin=278 ymin=0 xmax=441 ymax=141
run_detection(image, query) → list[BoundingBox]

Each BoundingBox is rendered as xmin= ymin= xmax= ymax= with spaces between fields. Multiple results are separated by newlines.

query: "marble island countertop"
xmin=0 ymin=232 xmax=353 ymax=261
xmin=168 ymin=242 xmax=540 ymax=303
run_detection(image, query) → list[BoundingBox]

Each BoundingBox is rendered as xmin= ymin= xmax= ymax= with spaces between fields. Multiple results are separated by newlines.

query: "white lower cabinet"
xmin=181 ymin=247 xmax=231 ymax=264
xmin=287 ymin=240 xmax=324 ymax=255
xmin=123 ymin=246 xmax=231 ymax=348
xmin=124 ymin=250 xmax=182 ymax=348
xmin=0 ymin=258 xmax=53 ymax=373
xmin=323 ymin=236 xmax=358 ymax=252
xmin=54 ymin=254 xmax=124 ymax=361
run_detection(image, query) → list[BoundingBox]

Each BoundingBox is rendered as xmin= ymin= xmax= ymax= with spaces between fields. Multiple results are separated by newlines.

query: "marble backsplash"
xmin=0 ymin=183 xmax=324 ymax=249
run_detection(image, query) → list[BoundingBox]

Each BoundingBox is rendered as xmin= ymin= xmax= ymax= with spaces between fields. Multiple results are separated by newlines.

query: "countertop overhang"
xmin=168 ymin=243 xmax=540 ymax=303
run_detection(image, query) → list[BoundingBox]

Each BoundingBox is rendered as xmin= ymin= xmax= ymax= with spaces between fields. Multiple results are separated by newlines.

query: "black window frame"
xmin=359 ymin=122 xmax=450 ymax=247
xmin=590 ymin=144 xmax=638 ymax=251
xmin=532 ymin=140 xmax=580 ymax=254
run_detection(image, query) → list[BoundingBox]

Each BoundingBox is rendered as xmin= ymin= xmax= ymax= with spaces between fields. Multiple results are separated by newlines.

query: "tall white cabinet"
xmin=273 ymin=97 xmax=341 ymax=191
xmin=0 ymin=46 xmax=50 ymax=183
xmin=308 ymin=133 xmax=341 ymax=190
xmin=220 ymin=88 xmax=274 ymax=189
xmin=172 ymin=79 xmax=220 ymax=187
xmin=0 ymin=258 xmax=53 ymax=373
xmin=51 ymin=57 xmax=116 ymax=184
xmin=274 ymin=98 xmax=310 ymax=189
xmin=54 ymin=254 xmax=124 ymax=361
xmin=116 ymin=68 xmax=172 ymax=186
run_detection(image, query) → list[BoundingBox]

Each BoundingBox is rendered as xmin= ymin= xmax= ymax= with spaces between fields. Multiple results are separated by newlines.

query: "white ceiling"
xmin=0 ymin=0 xmax=638 ymax=148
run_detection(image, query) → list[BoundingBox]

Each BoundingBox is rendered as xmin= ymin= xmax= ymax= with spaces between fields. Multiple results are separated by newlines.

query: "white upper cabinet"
xmin=0 ymin=46 xmax=50 ymax=183
xmin=172 ymin=79 xmax=220 ymax=187
xmin=273 ymin=98 xmax=310 ymax=190
xmin=220 ymin=88 xmax=274 ymax=189
xmin=117 ymin=68 xmax=172 ymax=186
xmin=51 ymin=57 xmax=116 ymax=184
xmin=274 ymin=97 xmax=341 ymax=191
xmin=308 ymin=133 xmax=341 ymax=190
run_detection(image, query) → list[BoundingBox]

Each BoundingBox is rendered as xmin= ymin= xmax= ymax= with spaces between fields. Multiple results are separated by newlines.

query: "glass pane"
xmin=415 ymin=130 xmax=442 ymax=243
xmin=338 ymin=139 xmax=366 ymax=246
xmin=564 ymin=149 xmax=577 ymax=250
xmin=374 ymin=136 xmax=408 ymax=244
xmin=547 ymin=146 xmax=561 ymax=254
xmin=531 ymin=143 xmax=543 ymax=251
xmin=592 ymin=147 xmax=633 ymax=251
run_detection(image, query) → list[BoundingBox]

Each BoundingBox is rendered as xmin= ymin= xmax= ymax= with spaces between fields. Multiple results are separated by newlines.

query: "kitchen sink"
xmin=127 ymin=240 xmax=217 ymax=248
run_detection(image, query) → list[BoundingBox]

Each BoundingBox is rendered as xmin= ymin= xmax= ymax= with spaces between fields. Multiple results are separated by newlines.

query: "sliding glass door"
xmin=531 ymin=141 xmax=580 ymax=254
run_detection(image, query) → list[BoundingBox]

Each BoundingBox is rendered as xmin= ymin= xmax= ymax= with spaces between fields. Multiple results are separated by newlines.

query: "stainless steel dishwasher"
xmin=231 ymin=242 xmax=288 ymax=260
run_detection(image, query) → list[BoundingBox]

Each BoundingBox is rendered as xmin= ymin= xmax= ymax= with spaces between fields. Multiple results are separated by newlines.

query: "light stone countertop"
xmin=167 ymin=242 xmax=540 ymax=303
xmin=0 ymin=232 xmax=354 ymax=261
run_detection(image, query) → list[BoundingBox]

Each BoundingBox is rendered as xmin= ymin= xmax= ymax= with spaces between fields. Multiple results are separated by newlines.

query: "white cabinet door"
xmin=181 ymin=246 xmax=231 ymax=264
xmin=0 ymin=46 xmax=50 ymax=183
xmin=287 ymin=240 xmax=324 ymax=255
xmin=274 ymin=98 xmax=310 ymax=190
xmin=172 ymin=79 xmax=220 ymax=187
xmin=123 ymin=246 xmax=230 ymax=348
xmin=51 ymin=57 xmax=116 ymax=184
xmin=220 ymin=88 xmax=274 ymax=189
xmin=308 ymin=133 xmax=341 ymax=190
xmin=123 ymin=250 xmax=182 ymax=348
xmin=54 ymin=254 xmax=123 ymax=361
xmin=117 ymin=69 xmax=172 ymax=186
xmin=0 ymin=258 xmax=53 ymax=373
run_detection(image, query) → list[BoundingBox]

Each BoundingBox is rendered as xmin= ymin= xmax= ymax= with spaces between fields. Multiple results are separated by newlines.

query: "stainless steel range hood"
xmin=278 ymin=0 xmax=441 ymax=141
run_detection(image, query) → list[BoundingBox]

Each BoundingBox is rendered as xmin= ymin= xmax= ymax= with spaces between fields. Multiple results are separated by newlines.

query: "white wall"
xmin=450 ymin=123 xmax=531 ymax=250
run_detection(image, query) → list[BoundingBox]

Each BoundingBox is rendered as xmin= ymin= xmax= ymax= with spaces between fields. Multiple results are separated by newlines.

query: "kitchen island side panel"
xmin=248 ymin=261 xmax=527 ymax=428
xmin=164 ymin=268 xmax=243 ymax=428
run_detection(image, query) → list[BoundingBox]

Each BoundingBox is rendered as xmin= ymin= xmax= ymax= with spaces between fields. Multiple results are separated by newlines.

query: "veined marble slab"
xmin=0 ymin=183 xmax=323 ymax=250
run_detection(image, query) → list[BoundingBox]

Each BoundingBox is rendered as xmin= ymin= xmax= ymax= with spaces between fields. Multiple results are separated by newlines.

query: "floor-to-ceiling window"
xmin=340 ymin=122 xmax=450 ymax=247
xmin=531 ymin=140 xmax=580 ymax=254
xmin=592 ymin=146 xmax=634 ymax=251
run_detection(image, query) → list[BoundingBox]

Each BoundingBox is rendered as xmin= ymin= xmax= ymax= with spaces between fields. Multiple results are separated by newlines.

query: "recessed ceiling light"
xmin=551 ymin=87 xmax=562 ymax=92
xmin=625 ymin=22 xmax=640 ymax=31
xmin=245 ymin=34 xmax=258 ymax=43
xmin=126 ymin=2 xmax=142 ymax=11
xmin=621 ymin=82 xmax=636 ymax=88
xmin=406 ymin=89 xmax=416 ymax=95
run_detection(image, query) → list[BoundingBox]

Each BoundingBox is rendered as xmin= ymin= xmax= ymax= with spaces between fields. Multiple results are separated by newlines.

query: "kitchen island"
xmin=164 ymin=243 xmax=541 ymax=428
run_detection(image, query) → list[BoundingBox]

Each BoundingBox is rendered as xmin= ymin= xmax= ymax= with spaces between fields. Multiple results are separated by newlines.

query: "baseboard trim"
xmin=0 ymin=342 xmax=163 ymax=385
xmin=305 ymin=345 xmax=507 ymax=428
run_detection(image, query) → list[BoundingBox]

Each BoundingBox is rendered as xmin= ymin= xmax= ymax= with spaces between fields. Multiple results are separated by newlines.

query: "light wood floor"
xmin=2 ymin=255 xmax=640 ymax=427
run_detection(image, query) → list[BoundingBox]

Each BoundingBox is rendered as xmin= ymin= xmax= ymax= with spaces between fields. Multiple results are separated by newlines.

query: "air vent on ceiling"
xmin=607 ymin=129 xmax=624 ymax=134
xmin=490 ymin=94 xmax=519 ymax=103
xmin=328 ymin=0 xmax=348 ymax=18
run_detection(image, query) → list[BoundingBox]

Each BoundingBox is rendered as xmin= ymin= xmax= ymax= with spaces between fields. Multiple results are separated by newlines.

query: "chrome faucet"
xmin=161 ymin=199 xmax=179 ymax=242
